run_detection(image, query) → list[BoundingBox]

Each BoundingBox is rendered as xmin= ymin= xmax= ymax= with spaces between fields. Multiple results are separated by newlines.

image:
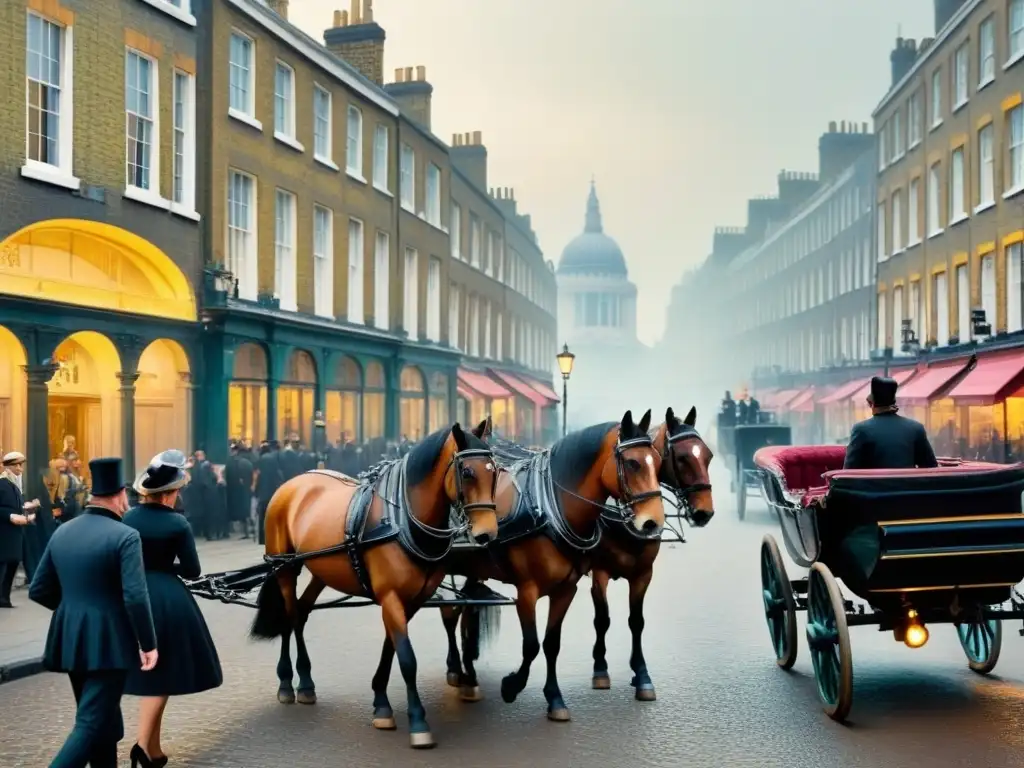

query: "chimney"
xmin=383 ymin=65 xmax=433 ymax=129
xmin=323 ymin=1 xmax=386 ymax=85
xmin=267 ymin=0 xmax=288 ymax=18
xmin=934 ymin=0 xmax=966 ymax=33
xmin=450 ymin=131 xmax=487 ymax=190
xmin=890 ymin=37 xmax=917 ymax=87
xmin=818 ymin=120 xmax=875 ymax=181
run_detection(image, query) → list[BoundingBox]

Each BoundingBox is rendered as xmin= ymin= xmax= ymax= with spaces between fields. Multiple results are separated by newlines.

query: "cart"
xmin=732 ymin=423 xmax=790 ymax=520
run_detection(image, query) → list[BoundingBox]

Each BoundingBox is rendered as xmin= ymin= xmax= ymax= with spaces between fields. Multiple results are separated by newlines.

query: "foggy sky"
xmin=287 ymin=0 xmax=933 ymax=345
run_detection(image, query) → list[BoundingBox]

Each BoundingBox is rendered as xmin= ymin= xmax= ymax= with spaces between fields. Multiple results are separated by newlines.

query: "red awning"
xmin=849 ymin=367 xmax=918 ymax=401
xmin=489 ymin=370 xmax=549 ymax=407
xmin=458 ymin=369 xmax=511 ymax=399
xmin=818 ymin=378 xmax=870 ymax=405
xmin=523 ymin=376 xmax=560 ymax=403
xmin=896 ymin=361 xmax=970 ymax=406
xmin=457 ymin=384 xmax=475 ymax=400
xmin=787 ymin=388 xmax=816 ymax=413
xmin=766 ymin=389 xmax=801 ymax=409
xmin=946 ymin=352 xmax=1024 ymax=406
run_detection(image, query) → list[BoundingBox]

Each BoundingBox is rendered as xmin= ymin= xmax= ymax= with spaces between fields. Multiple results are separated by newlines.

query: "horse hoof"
xmin=277 ymin=689 xmax=296 ymax=704
xmin=372 ymin=715 xmax=397 ymax=730
xmin=410 ymin=731 xmax=437 ymax=749
xmin=296 ymin=689 xmax=317 ymax=705
xmin=547 ymin=708 xmax=571 ymax=722
xmin=592 ymin=675 xmax=611 ymax=690
xmin=446 ymin=671 xmax=461 ymax=687
xmin=635 ymin=685 xmax=657 ymax=702
xmin=500 ymin=678 xmax=518 ymax=704
xmin=460 ymin=685 xmax=483 ymax=702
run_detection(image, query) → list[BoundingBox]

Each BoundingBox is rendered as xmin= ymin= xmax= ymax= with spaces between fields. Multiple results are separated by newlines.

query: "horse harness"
xmin=660 ymin=425 xmax=712 ymax=523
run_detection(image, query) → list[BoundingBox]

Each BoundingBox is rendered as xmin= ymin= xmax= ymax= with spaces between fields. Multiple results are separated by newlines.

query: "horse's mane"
xmin=549 ymin=421 xmax=619 ymax=490
xmin=406 ymin=425 xmax=487 ymax=487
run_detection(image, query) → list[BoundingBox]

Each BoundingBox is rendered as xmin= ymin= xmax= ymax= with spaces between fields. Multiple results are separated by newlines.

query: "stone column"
xmin=118 ymin=372 xmax=141 ymax=480
xmin=23 ymin=363 xmax=57 ymax=500
xmin=385 ymin=360 xmax=402 ymax=442
xmin=267 ymin=377 xmax=279 ymax=443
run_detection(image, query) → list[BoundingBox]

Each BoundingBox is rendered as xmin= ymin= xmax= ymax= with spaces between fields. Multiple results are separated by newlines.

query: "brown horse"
xmin=439 ymin=410 xmax=666 ymax=721
xmin=589 ymin=406 xmax=715 ymax=700
xmin=250 ymin=422 xmax=498 ymax=749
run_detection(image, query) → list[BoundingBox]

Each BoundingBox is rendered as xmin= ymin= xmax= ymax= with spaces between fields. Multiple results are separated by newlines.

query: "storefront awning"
xmin=488 ymin=370 xmax=550 ymax=407
xmin=896 ymin=360 xmax=971 ymax=406
xmin=849 ymin=367 xmax=918 ymax=401
xmin=457 ymin=369 xmax=512 ymax=399
xmin=523 ymin=376 xmax=560 ymax=403
xmin=457 ymin=384 xmax=475 ymax=400
xmin=817 ymin=378 xmax=871 ymax=405
xmin=787 ymin=388 xmax=816 ymax=413
xmin=765 ymin=389 xmax=801 ymax=409
xmin=946 ymin=352 xmax=1024 ymax=406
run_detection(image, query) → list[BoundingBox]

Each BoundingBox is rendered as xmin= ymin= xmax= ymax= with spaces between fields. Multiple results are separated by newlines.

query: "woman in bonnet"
xmin=122 ymin=450 xmax=223 ymax=767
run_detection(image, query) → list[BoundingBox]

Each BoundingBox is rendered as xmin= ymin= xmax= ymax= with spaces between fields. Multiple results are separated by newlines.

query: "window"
xmin=400 ymin=143 xmax=415 ymax=210
xmin=373 ymin=231 xmax=389 ymax=330
xmin=125 ymin=50 xmax=161 ymax=199
xmin=908 ymin=91 xmax=922 ymax=146
xmin=425 ymin=163 xmax=441 ymax=226
xmin=483 ymin=301 xmax=492 ymax=358
xmin=950 ymin=146 xmax=966 ymax=220
xmin=274 ymin=189 xmax=297 ymax=311
xmin=347 ymin=218 xmax=364 ymax=325
xmin=893 ymin=110 xmax=903 ymax=158
xmin=274 ymin=62 xmax=297 ymax=142
xmin=448 ymin=284 xmax=460 ymax=350
xmin=404 ymin=248 xmax=419 ymax=338
xmin=346 ymin=105 xmax=363 ymax=176
xmin=313 ymin=85 xmax=332 ymax=163
xmin=470 ymin=214 xmax=481 ymax=267
xmin=877 ymin=201 xmax=887 ymax=261
xmin=930 ymin=68 xmax=942 ymax=127
xmin=957 ymin=264 xmax=970 ymax=341
xmin=953 ymin=42 xmax=969 ymax=108
xmin=981 ymin=253 xmax=996 ymax=334
xmin=171 ymin=71 xmax=196 ymax=211
xmin=908 ymin=177 xmax=921 ymax=244
xmin=24 ymin=12 xmax=75 ymax=186
xmin=373 ymin=124 xmax=388 ymax=190
xmin=1011 ymin=0 xmax=1024 ymax=61
xmin=877 ymin=292 xmax=887 ymax=350
xmin=426 ymin=257 xmax=441 ymax=342
xmin=469 ymin=295 xmax=480 ymax=357
xmin=496 ymin=313 xmax=503 ymax=360
xmin=1008 ymin=243 xmax=1024 ymax=332
xmin=313 ymin=205 xmax=334 ymax=318
xmin=909 ymin=281 xmax=921 ymax=339
xmin=892 ymin=286 xmax=904 ymax=353
xmin=979 ymin=123 xmax=995 ymax=207
xmin=227 ymin=170 xmax=257 ymax=300
xmin=878 ymin=126 xmax=887 ymax=170
xmin=450 ymin=203 xmax=462 ymax=259
xmin=935 ymin=271 xmax=950 ymax=346
xmin=1009 ymin=105 xmax=1024 ymax=192
xmin=927 ymin=161 xmax=942 ymax=235
xmin=228 ymin=32 xmax=256 ymax=121
xmin=980 ymin=16 xmax=995 ymax=86
xmin=892 ymin=191 xmax=902 ymax=252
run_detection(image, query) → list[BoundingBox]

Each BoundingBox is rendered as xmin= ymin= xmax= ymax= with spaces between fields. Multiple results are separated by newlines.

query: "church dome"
xmin=558 ymin=182 xmax=628 ymax=277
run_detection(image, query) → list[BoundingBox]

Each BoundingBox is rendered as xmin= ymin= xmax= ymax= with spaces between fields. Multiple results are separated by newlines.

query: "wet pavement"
xmin=4 ymin=472 xmax=1024 ymax=766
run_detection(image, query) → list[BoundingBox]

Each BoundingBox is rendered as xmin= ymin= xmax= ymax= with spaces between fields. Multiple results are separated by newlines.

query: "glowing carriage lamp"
xmin=555 ymin=343 xmax=576 ymax=437
xmin=902 ymin=609 xmax=930 ymax=649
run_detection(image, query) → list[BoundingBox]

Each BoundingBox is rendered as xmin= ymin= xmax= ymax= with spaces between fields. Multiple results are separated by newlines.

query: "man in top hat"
xmin=844 ymin=376 xmax=938 ymax=470
xmin=29 ymin=457 xmax=158 ymax=768
xmin=0 ymin=451 xmax=41 ymax=607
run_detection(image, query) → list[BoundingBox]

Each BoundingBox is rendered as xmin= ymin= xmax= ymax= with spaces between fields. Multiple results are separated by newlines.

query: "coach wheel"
xmin=760 ymin=535 xmax=797 ymax=670
xmin=957 ymin=616 xmax=1002 ymax=675
xmin=806 ymin=562 xmax=853 ymax=722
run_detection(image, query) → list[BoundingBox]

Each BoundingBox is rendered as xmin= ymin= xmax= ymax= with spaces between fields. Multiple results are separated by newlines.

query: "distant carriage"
xmin=717 ymin=413 xmax=791 ymax=520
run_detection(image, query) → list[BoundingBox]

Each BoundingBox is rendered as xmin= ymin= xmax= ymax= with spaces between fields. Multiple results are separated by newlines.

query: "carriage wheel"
xmin=806 ymin=562 xmax=853 ymax=722
xmin=760 ymin=535 xmax=797 ymax=670
xmin=957 ymin=616 xmax=1002 ymax=675
xmin=736 ymin=467 xmax=747 ymax=521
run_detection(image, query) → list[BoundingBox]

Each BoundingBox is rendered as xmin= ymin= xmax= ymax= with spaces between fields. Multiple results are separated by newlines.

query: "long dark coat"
xmin=0 ymin=476 xmax=25 ymax=563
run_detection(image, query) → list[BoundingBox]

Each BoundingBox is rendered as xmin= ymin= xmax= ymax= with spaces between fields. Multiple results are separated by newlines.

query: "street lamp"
xmin=556 ymin=343 xmax=575 ymax=437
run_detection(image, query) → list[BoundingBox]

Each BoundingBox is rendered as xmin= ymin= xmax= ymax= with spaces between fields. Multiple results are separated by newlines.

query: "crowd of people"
xmin=718 ymin=390 xmax=764 ymax=426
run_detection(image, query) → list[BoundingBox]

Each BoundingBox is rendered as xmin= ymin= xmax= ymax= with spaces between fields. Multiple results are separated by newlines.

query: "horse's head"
xmin=660 ymin=406 xmax=715 ymax=526
xmin=600 ymin=409 xmax=665 ymax=536
xmin=444 ymin=420 xmax=499 ymax=545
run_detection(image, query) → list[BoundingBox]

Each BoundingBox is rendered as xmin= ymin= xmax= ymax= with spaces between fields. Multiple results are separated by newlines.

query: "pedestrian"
xmin=28 ymin=456 xmax=159 ymax=768
xmin=254 ymin=442 xmax=283 ymax=545
xmin=124 ymin=450 xmax=223 ymax=767
xmin=0 ymin=451 xmax=41 ymax=607
xmin=224 ymin=443 xmax=253 ymax=539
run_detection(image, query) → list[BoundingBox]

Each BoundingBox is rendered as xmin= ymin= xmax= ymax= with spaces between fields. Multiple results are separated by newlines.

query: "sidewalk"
xmin=0 ymin=537 xmax=265 ymax=684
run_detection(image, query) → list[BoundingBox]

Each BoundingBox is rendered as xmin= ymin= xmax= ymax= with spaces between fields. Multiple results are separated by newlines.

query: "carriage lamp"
xmin=903 ymin=610 xmax=930 ymax=649
xmin=556 ymin=343 xmax=575 ymax=437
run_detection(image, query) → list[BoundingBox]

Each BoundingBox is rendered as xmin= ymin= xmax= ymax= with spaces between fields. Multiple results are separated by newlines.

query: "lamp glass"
xmin=556 ymin=344 xmax=575 ymax=378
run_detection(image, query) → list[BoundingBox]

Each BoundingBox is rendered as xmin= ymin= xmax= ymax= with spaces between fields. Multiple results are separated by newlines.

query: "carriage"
xmin=754 ymin=444 xmax=1024 ymax=721
xmin=721 ymin=420 xmax=791 ymax=520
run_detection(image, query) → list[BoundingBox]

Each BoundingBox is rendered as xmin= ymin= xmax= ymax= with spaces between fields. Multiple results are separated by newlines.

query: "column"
xmin=267 ymin=377 xmax=279 ymax=443
xmin=385 ymin=360 xmax=401 ymax=441
xmin=23 ymin=363 xmax=57 ymax=502
xmin=200 ymin=335 xmax=232 ymax=464
xmin=447 ymin=368 xmax=457 ymax=429
xmin=118 ymin=372 xmax=141 ymax=480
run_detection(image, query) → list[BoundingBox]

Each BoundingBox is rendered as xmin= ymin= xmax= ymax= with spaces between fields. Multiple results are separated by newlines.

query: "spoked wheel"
xmin=760 ymin=535 xmax=797 ymax=670
xmin=806 ymin=562 xmax=853 ymax=722
xmin=957 ymin=616 xmax=1002 ymax=675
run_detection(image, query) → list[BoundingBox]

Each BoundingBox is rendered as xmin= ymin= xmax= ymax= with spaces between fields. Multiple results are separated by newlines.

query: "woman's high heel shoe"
xmin=130 ymin=743 xmax=168 ymax=768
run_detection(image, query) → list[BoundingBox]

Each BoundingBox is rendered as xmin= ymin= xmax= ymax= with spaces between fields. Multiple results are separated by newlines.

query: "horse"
xmin=589 ymin=406 xmax=715 ymax=700
xmin=438 ymin=410 xmax=666 ymax=722
xmin=249 ymin=421 xmax=498 ymax=749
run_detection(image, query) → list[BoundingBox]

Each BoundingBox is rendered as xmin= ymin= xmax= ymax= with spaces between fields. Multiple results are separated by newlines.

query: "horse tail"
xmin=250 ymin=487 xmax=296 ymax=641
xmin=461 ymin=580 xmax=502 ymax=661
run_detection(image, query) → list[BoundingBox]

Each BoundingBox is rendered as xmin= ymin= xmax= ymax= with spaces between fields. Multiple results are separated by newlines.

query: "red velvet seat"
xmin=754 ymin=445 xmax=847 ymax=494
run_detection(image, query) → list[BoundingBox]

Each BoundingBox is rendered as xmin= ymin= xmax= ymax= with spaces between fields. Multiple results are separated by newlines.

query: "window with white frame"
xmin=450 ymin=203 xmax=462 ymax=259
xmin=877 ymin=201 xmax=887 ymax=261
xmin=980 ymin=16 xmax=995 ymax=85
xmin=892 ymin=191 xmax=902 ymax=252
xmin=908 ymin=176 xmax=921 ymax=244
xmin=909 ymin=281 xmax=921 ymax=339
xmin=404 ymin=248 xmax=419 ymax=338
xmin=930 ymin=68 xmax=942 ymax=127
xmin=373 ymin=124 xmax=388 ymax=190
xmin=425 ymin=163 xmax=441 ymax=226
xmin=25 ymin=12 xmax=74 ymax=183
xmin=953 ymin=42 xmax=969 ymax=108
xmin=274 ymin=62 xmax=296 ymax=141
xmin=892 ymin=286 xmax=904 ymax=353
xmin=125 ymin=50 xmax=158 ymax=195
xmin=347 ymin=218 xmax=364 ymax=325
xmin=877 ymin=293 xmax=888 ymax=351
xmin=274 ymin=189 xmax=297 ymax=311
xmin=469 ymin=295 xmax=479 ymax=357
xmin=373 ymin=230 xmax=389 ymax=330
xmin=400 ymin=143 xmax=415 ymax=210
xmin=346 ymin=105 xmax=363 ymax=176
xmin=228 ymin=32 xmax=255 ymax=120
xmin=956 ymin=264 xmax=970 ymax=341
xmin=878 ymin=127 xmax=887 ymax=170
xmin=981 ymin=253 xmax=997 ymax=334
xmin=470 ymin=215 xmax=481 ymax=267
xmin=494 ymin=234 xmax=504 ymax=282
xmin=927 ymin=161 xmax=942 ymax=235
xmin=950 ymin=146 xmax=966 ymax=220
xmin=483 ymin=301 xmax=492 ymax=358
xmin=313 ymin=205 xmax=334 ymax=318
xmin=227 ymin=169 xmax=257 ymax=300
xmin=1009 ymin=105 xmax=1024 ymax=192
xmin=313 ymin=85 xmax=332 ymax=163
xmin=908 ymin=91 xmax=922 ymax=146
xmin=1011 ymin=0 xmax=1024 ymax=60
xmin=979 ymin=123 xmax=995 ymax=207
xmin=448 ymin=284 xmax=460 ymax=349
xmin=893 ymin=109 xmax=903 ymax=158
xmin=171 ymin=70 xmax=195 ymax=210
xmin=426 ymin=256 xmax=441 ymax=342
xmin=495 ymin=313 xmax=503 ymax=360
xmin=1008 ymin=242 xmax=1024 ymax=332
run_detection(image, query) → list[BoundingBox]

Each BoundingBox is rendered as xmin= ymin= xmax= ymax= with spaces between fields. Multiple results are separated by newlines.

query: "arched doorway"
xmin=399 ymin=365 xmax=426 ymax=440
xmin=326 ymin=355 xmax=361 ymax=444
xmin=47 ymin=331 xmax=122 ymax=477
xmin=428 ymin=371 xmax=449 ymax=432
xmin=136 ymin=339 xmax=192 ymax=471
xmin=364 ymin=361 xmax=386 ymax=440
xmin=229 ymin=343 xmax=268 ymax=445
xmin=278 ymin=350 xmax=317 ymax=447
xmin=0 ymin=326 xmax=27 ymax=454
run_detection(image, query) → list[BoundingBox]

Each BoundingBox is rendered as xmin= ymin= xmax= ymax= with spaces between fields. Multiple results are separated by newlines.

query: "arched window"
xmin=399 ymin=365 xmax=426 ymax=439
xmin=363 ymin=360 xmax=387 ymax=439
xmin=229 ymin=342 xmax=268 ymax=444
xmin=327 ymin=355 xmax=362 ymax=443
xmin=278 ymin=349 xmax=317 ymax=446
xmin=428 ymin=372 xmax=449 ymax=431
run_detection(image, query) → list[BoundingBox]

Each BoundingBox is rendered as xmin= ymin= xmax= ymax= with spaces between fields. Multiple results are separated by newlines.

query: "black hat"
xmin=869 ymin=376 xmax=898 ymax=408
xmin=89 ymin=457 xmax=126 ymax=497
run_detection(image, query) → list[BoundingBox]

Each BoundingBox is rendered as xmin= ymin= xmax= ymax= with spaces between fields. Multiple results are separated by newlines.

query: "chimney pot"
xmin=363 ymin=0 xmax=373 ymax=22
xmin=416 ymin=65 xmax=426 ymax=81
xmin=828 ymin=120 xmax=837 ymax=132
xmin=472 ymin=130 xmax=482 ymax=145
xmin=863 ymin=121 xmax=868 ymax=132
xmin=464 ymin=132 xmax=471 ymax=144
xmin=394 ymin=67 xmax=404 ymax=82
xmin=350 ymin=0 xmax=360 ymax=24
xmin=404 ymin=66 xmax=413 ymax=81
xmin=333 ymin=9 xmax=343 ymax=25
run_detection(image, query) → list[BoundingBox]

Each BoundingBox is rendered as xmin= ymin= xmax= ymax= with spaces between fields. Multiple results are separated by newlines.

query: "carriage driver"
xmin=843 ymin=376 xmax=938 ymax=470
